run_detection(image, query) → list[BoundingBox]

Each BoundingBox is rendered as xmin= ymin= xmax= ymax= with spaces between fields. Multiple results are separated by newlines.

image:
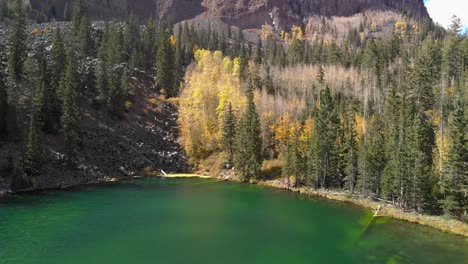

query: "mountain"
xmin=27 ymin=0 xmax=429 ymax=29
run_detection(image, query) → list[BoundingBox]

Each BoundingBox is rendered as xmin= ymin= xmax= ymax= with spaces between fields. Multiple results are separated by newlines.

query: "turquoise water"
xmin=0 ymin=178 xmax=466 ymax=264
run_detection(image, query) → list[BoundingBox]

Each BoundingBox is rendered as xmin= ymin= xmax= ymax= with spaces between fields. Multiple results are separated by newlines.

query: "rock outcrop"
xmin=27 ymin=0 xmax=429 ymax=29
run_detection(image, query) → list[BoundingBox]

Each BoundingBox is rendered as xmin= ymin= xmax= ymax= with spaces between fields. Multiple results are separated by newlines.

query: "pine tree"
xmin=254 ymin=37 xmax=262 ymax=65
xmin=141 ymin=19 xmax=157 ymax=71
xmin=445 ymin=16 xmax=463 ymax=85
xmin=7 ymin=0 xmax=27 ymax=83
xmin=408 ymin=111 xmax=435 ymax=213
xmin=361 ymin=120 xmax=386 ymax=197
xmin=287 ymin=39 xmax=304 ymax=65
xmin=234 ymin=79 xmax=263 ymax=181
xmin=156 ymin=26 xmax=176 ymax=97
xmin=50 ymin=29 xmax=67 ymax=98
xmin=274 ymin=43 xmax=286 ymax=68
xmin=23 ymin=110 xmax=41 ymax=178
xmin=344 ymin=115 xmax=359 ymax=193
xmin=282 ymin=129 xmax=303 ymax=188
xmin=120 ymin=67 xmax=131 ymax=100
xmin=313 ymin=86 xmax=340 ymax=188
xmin=108 ymin=75 xmax=123 ymax=115
xmin=263 ymin=65 xmax=274 ymax=94
xmin=222 ymin=102 xmax=236 ymax=166
xmin=413 ymin=36 xmax=441 ymax=112
xmin=60 ymin=51 xmax=82 ymax=163
xmin=317 ymin=65 xmax=325 ymax=85
xmin=76 ymin=15 xmax=92 ymax=57
xmin=440 ymin=85 xmax=467 ymax=218
xmin=123 ymin=15 xmax=140 ymax=57
xmin=96 ymin=43 xmax=109 ymax=103
xmin=238 ymin=45 xmax=249 ymax=81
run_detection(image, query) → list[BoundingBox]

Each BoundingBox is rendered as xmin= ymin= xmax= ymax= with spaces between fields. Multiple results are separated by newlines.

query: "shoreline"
xmin=1 ymin=173 xmax=467 ymax=237
xmin=215 ymin=174 xmax=468 ymax=238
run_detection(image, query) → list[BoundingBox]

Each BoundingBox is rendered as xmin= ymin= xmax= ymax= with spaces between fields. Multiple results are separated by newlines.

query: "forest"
xmin=0 ymin=0 xmax=466 ymax=222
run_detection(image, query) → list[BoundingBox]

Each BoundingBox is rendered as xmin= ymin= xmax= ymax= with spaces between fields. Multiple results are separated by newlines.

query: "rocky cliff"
xmin=28 ymin=0 xmax=429 ymax=29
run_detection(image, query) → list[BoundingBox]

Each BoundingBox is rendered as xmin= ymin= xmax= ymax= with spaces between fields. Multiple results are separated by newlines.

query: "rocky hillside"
xmin=25 ymin=0 xmax=429 ymax=30
xmin=0 ymin=22 xmax=188 ymax=195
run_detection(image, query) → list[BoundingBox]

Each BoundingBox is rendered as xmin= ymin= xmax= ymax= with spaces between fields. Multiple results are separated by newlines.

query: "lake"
xmin=0 ymin=177 xmax=466 ymax=264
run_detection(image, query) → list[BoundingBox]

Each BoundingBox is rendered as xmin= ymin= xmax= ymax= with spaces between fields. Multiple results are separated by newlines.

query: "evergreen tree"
xmin=317 ymin=65 xmax=325 ymax=85
xmin=123 ymin=15 xmax=140 ymax=57
xmin=108 ymin=67 xmax=130 ymax=115
xmin=108 ymin=74 xmax=123 ymax=115
xmin=263 ymin=65 xmax=274 ymax=94
xmin=440 ymin=85 xmax=467 ymax=218
xmin=50 ymin=29 xmax=67 ymax=98
xmin=238 ymin=45 xmax=249 ymax=81
xmin=344 ymin=115 xmax=359 ymax=193
xmin=23 ymin=110 xmax=41 ymax=178
xmin=222 ymin=102 xmax=236 ymax=166
xmin=413 ymin=36 xmax=441 ymax=112
xmin=76 ymin=15 xmax=92 ymax=57
xmin=96 ymin=41 xmax=109 ymax=103
xmin=314 ymin=86 xmax=339 ymax=188
xmin=120 ymin=67 xmax=131 ymax=100
xmin=254 ymin=37 xmax=262 ymax=65
xmin=60 ymin=51 xmax=82 ymax=163
xmin=282 ymin=129 xmax=303 ymax=188
xmin=274 ymin=43 xmax=286 ymax=68
xmin=360 ymin=120 xmax=386 ymax=196
xmin=408 ymin=111 xmax=435 ymax=212
xmin=141 ymin=19 xmax=157 ymax=71
xmin=287 ymin=39 xmax=304 ymax=65
xmin=445 ymin=16 xmax=463 ymax=85
xmin=234 ymin=79 xmax=263 ymax=181
xmin=7 ymin=0 xmax=27 ymax=83
xmin=156 ymin=26 xmax=176 ymax=97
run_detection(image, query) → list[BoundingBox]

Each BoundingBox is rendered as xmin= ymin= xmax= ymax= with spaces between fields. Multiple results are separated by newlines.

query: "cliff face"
xmin=200 ymin=0 xmax=429 ymax=29
xmin=29 ymin=0 xmax=429 ymax=29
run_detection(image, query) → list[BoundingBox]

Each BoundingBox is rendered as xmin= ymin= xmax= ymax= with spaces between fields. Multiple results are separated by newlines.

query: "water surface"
xmin=0 ymin=178 xmax=466 ymax=264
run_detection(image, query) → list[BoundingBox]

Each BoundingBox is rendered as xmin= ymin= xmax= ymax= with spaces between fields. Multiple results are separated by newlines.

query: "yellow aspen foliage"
xmin=179 ymin=50 xmax=246 ymax=162
xmin=354 ymin=114 xmax=366 ymax=139
xmin=262 ymin=23 xmax=273 ymax=39
xmin=299 ymin=117 xmax=314 ymax=144
xmin=273 ymin=112 xmax=292 ymax=147
xmin=170 ymin=34 xmax=177 ymax=46
xmin=434 ymin=131 xmax=451 ymax=173
xmin=291 ymin=25 xmax=303 ymax=41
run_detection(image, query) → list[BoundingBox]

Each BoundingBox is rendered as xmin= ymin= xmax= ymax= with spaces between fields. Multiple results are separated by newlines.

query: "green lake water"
xmin=0 ymin=177 xmax=466 ymax=264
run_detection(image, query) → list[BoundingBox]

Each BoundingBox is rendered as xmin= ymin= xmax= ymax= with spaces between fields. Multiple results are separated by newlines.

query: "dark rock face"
xmin=29 ymin=0 xmax=156 ymax=21
xmin=28 ymin=0 xmax=428 ymax=29
xmin=201 ymin=0 xmax=429 ymax=29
